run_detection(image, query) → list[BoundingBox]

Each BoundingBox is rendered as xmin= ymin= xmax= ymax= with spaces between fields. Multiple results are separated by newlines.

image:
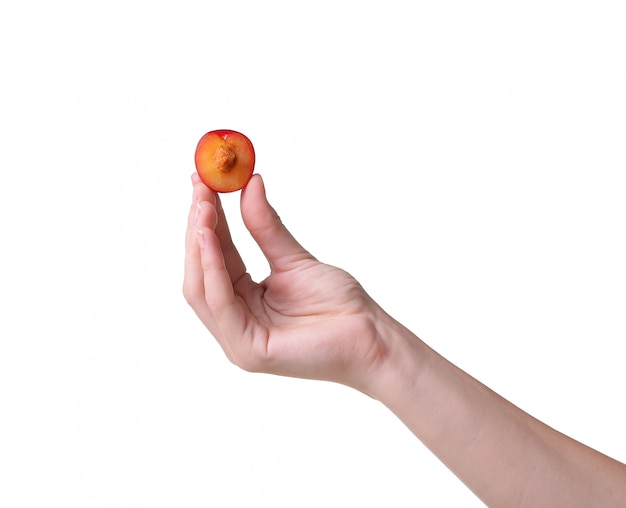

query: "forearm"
xmin=370 ymin=316 xmax=626 ymax=507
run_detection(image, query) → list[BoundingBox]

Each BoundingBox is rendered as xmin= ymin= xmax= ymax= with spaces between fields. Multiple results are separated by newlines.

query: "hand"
xmin=183 ymin=174 xmax=388 ymax=392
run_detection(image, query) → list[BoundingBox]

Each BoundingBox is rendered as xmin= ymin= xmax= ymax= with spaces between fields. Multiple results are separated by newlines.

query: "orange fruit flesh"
xmin=195 ymin=131 xmax=255 ymax=193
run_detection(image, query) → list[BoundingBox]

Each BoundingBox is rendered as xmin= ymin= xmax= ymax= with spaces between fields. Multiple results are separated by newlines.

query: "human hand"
xmin=183 ymin=174 xmax=389 ymax=392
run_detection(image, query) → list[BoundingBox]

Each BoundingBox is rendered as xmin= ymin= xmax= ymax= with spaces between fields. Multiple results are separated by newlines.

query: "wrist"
xmin=363 ymin=310 xmax=435 ymax=409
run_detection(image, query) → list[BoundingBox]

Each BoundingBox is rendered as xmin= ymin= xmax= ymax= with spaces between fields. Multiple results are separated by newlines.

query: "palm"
xmin=234 ymin=259 xmax=381 ymax=386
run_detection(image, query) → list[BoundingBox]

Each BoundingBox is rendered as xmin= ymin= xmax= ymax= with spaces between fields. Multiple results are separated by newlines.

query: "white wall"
xmin=1 ymin=1 xmax=625 ymax=506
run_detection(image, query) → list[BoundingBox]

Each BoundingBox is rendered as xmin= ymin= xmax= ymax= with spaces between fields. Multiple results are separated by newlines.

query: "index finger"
xmin=192 ymin=176 xmax=247 ymax=284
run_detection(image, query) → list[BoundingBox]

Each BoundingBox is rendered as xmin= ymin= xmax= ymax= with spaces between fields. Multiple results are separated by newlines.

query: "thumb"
xmin=241 ymin=174 xmax=315 ymax=272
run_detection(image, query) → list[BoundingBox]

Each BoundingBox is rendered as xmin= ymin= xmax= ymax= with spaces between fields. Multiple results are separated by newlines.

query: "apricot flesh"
xmin=194 ymin=130 xmax=255 ymax=192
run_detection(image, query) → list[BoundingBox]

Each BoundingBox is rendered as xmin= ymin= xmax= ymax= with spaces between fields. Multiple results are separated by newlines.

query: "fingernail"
xmin=197 ymin=229 xmax=207 ymax=250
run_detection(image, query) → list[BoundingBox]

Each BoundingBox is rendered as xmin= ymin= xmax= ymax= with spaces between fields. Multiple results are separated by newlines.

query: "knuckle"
xmin=231 ymin=346 xmax=269 ymax=374
xmin=233 ymin=353 xmax=263 ymax=373
xmin=182 ymin=282 xmax=203 ymax=307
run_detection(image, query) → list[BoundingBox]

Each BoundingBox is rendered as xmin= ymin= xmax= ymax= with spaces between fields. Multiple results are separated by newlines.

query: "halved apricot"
xmin=194 ymin=130 xmax=256 ymax=192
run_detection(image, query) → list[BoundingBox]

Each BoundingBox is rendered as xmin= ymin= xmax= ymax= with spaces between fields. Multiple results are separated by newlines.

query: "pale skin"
xmin=183 ymin=173 xmax=626 ymax=507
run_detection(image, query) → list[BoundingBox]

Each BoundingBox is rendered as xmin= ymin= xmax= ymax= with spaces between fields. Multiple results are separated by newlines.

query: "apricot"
xmin=194 ymin=130 xmax=256 ymax=193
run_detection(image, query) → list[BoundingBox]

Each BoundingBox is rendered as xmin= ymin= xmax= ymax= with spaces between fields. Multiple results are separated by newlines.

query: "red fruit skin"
xmin=194 ymin=130 xmax=256 ymax=193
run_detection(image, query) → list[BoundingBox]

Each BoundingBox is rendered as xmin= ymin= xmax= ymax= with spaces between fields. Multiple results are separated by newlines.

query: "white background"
xmin=1 ymin=1 xmax=625 ymax=506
